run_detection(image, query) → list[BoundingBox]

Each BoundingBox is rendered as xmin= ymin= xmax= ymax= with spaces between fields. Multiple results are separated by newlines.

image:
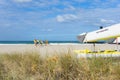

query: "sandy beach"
xmin=0 ymin=44 xmax=120 ymax=56
xmin=0 ymin=44 xmax=120 ymax=80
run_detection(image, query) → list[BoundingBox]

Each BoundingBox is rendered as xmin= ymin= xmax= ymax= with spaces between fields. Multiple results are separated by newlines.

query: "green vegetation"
xmin=0 ymin=51 xmax=120 ymax=80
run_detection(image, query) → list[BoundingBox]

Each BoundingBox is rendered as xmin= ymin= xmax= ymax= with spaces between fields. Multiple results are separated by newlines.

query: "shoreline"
xmin=0 ymin=43 xmax=80 ymax=45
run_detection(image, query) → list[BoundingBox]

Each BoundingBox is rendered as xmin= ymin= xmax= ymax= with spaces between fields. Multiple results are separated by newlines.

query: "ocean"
xmin=0 ymin=41 xmax=80 ymax=44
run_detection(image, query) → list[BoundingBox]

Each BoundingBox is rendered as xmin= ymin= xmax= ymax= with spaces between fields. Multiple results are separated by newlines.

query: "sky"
xmin=0 ymin=0 xmax=120 ymax=41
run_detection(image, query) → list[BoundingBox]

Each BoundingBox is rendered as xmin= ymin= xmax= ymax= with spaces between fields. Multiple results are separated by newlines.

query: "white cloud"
xmin=101 ymin=19 xmax=108 ymax=22
xmin=100 ymin=19 xmax=115 ymax=23
xmin=66 ymin=5 xmax=76 ymax=11
xmin=43 ymin=28 xmax=53 ymax=32
xmin=117 ymin=4 xmax=120 ymax=7
xmin=56 ymin=15 xmax=65 ymax=22
xmin=74 ymin=0 xmax=86 ymax=3
xmin=13 ymin=0 xmax=32 ymax=3
xmin=47 ymin=29 xmax=52 ymax=32
xmin=56 ymin=14 xmax=78 ymax=22
xmin=0 ymin=0 xmax=4 ymax=4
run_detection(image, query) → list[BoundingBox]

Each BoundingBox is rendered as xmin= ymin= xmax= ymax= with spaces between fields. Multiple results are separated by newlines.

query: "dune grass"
xmin=0 ymin=51 xmax=120 ymax=80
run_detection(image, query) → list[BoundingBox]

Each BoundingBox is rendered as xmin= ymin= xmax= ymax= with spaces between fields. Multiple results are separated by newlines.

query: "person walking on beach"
xmin=39 ymin=40 xmax=44 ymax=46
xmin=34 ymin=39 xmax=37 ymax=47
xmin=45 ymin=40 xmax=49 ymax=46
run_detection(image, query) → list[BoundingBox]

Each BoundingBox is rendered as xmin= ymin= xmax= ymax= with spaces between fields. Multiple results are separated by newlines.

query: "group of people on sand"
xmin=34 ymin=39 xmax=49 ymax=47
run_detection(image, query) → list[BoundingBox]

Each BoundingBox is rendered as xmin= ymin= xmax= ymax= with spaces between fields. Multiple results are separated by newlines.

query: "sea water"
xmin=0 ymin=41 xmax=80 ymax=45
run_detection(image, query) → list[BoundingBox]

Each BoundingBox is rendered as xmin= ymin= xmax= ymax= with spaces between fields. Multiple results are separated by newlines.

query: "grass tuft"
xmin=0 ymin=51 xmax=120 ymax=80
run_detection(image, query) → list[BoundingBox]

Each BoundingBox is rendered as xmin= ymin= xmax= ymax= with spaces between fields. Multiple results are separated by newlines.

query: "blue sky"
xmin=0 ymin=0 xmax=120 ymax=41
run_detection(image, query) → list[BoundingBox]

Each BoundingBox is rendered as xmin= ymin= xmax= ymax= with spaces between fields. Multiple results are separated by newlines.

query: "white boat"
xmin=77 ymin=23 xmax=120 ymax=43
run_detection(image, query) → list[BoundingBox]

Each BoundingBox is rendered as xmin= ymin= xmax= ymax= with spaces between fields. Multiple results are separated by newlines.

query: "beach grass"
xmin=0 ymin=51 xmax=120 ymax=80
